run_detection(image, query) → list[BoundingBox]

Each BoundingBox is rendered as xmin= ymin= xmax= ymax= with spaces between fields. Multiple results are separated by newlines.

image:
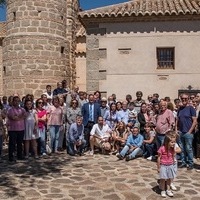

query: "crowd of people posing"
xmin=0 ymin=81 xmax=200 ymax=197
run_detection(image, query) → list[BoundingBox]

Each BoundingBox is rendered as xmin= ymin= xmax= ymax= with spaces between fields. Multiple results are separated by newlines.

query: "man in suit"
xmin=81 ymin=94 xmax=101 ymax=150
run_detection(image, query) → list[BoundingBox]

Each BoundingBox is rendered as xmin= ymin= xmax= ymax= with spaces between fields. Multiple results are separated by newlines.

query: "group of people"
xmin=0 ymin=80 xmax=200 ymax=197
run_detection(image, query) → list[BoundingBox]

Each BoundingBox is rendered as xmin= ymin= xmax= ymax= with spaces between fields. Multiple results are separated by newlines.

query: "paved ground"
xmin=0 ymin=151 xmax=200 ymax=200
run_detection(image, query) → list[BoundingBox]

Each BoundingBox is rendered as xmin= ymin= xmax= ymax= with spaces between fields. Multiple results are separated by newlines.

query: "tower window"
xmin=61 ymin=46 xmax=65 ymax=54
xmin=13 ymin=12 xmax=16 ymax=21
xmin=3 ymin=66 xmax=6 ymax=75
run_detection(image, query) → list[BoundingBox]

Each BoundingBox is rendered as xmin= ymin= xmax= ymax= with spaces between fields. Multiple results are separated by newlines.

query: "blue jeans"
xmin=67 ymin=139 xmax=86 ymax=156
xmin=144 ymin=143 xmax=155 ymax=157
xmin=180 ymin=132 xmax=194 ymax=167
xmin=120 ymin=145 xmax=143 ymax=159
xmin=49 ymin=125 xmax=60 ymax=152
xmin=156 ymin=133 xmax=165 ymax=150
xmin=0 ymin=135 xmax=2 ymax=157
xmin=38 ymin=128 xmax=46 ymax=154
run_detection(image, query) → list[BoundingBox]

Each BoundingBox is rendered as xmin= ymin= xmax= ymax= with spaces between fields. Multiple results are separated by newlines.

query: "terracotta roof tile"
xmin=79 ymin=0 xmax=200 ymax=18
xmin=0 ymin=22 xmax=6 ymax=38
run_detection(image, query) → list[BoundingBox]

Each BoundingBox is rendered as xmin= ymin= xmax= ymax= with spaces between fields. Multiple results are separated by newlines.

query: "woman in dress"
xmin=24 ymin=99 xmax=39 ymax=159
xmin=103 ymin=102 xmax=118 ymax=130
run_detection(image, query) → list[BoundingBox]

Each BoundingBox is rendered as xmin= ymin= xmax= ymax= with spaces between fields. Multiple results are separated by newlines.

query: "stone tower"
xmin=3 ymin=0 xmax=78 ymax=97
xmin=66 ymin=0 xmax=79 ymax=88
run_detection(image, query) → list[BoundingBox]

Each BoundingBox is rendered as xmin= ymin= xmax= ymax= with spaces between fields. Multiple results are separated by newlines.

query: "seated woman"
xmin=143 ymin=122 xmax=156 ymax=161
xmin=112 ymin=121 xmax=129 ymax=153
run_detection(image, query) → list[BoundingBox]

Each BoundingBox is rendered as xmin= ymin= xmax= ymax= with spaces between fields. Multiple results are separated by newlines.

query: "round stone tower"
xmin=3 ymin=0 xmax=70 ymax=97
xmin=66 ymin=0 xmax=79 ymax=88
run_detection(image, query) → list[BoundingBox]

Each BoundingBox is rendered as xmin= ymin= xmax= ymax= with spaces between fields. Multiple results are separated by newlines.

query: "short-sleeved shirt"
xmin=177 ymin=106 xmax=196 ymax=133
xmin=144 ymin=131 xmax=156 ymax=143
xmin=157 ymin=146 xmax=174 ymax=165
xmin=48 ymin=106 xmax=63 ymax=126
xmin=90 ymin=124 xmax=111 ymax=139
xmin=7 ymin=107 xmax=26 ymax=131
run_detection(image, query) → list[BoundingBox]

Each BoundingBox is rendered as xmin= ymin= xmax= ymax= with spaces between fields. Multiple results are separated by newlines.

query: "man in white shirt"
xmin=89 ymin=116 xmax=112 ymax=155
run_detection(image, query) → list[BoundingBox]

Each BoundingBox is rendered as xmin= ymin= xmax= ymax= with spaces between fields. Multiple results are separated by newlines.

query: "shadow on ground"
xmin=0 ymin=152 xmax=73 ymax=198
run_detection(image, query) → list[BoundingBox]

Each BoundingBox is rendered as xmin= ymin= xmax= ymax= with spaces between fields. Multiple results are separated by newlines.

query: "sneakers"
xmin=161 ymin=190 xmax=173 ymax=198
xmin=89 ymin=150 xmax=94 ymax=156
xmin=125 ymin=155 xmax=131 ymax=162
xmin=146 ymin=156 xmax=152 ymax=161
xmin=170 ymin=183 xmax=177 ymax=191
xmin=166 ymin=190 xmax=174 ymax=197
xmin=161 ymin=191 xmax=167 ymax=198
xmin=116 ymin=153 xmax=123 ymax=160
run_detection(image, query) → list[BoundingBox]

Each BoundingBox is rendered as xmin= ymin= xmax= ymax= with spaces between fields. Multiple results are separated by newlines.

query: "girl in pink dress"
xmin=157 ymin=134 xmax=177 ymax=198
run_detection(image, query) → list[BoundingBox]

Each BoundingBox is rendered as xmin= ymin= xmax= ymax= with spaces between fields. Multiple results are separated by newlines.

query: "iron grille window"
xmin=157 ymin=48 xmax=175 ymax=69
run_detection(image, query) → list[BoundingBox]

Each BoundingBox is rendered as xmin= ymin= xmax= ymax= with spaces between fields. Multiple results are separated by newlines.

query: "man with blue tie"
xmin=82 ymin=94 xmax=101 ymax=150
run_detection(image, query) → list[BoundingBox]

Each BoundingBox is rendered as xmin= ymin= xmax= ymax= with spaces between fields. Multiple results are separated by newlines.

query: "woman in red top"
xmin=35 ymin=98 xmax=47 ymax=156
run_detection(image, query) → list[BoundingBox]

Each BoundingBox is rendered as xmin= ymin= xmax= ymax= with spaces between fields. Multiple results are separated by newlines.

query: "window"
xmin=61 ymin=46 xmax=65 ymax=54
xmin=13 ymin=12 xmax=16 ymax=21
xmin=157 ymin=48 xmax=174 ymax=69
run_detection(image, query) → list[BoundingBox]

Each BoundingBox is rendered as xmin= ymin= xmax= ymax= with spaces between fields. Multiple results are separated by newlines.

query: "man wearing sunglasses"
xmin=176 ymin=94 xmax=197 ymax=170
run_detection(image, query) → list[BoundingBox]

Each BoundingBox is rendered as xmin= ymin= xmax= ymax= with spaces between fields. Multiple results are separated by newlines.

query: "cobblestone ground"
xmin=0 ymin=151 xmax=200 ymax=200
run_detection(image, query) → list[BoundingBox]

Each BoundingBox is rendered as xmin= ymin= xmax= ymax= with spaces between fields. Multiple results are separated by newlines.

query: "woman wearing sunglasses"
xmin=35 ymin=98 xmax=47 ymax=156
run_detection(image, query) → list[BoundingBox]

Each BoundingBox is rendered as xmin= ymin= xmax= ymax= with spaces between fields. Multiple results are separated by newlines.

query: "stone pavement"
xmin=0 ymin=152 xmax=200 ymax=200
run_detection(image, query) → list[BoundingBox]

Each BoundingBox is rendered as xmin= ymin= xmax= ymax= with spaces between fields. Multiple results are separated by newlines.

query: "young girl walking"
xmin=157 ymin=133 xmax=177 ymax=198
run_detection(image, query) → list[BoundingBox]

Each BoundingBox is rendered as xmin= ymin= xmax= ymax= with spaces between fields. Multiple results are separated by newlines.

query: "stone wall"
xmin=3 ymin=0 xmax=69 ymax=97
xmin=0 ymin=39 xmax=3 ymax=96
xmin=86 ymin=25 xmax=107 ymax=94
xmin=66 ymin=0 xmax=79 ymax=88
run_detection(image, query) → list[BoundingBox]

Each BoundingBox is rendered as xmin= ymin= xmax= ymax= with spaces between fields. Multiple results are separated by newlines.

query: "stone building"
xmin=0 ymin=22 xmax=6 ymax=96
xmin=79 ymin=0 xmax=200 ymax=100
xmin=0 ymin=0 xmax=79 ymax=97
xmin=1 ymin=0 xmax=200 ymax=100
xmin=75 ymin=22 xmax=86 ymax=91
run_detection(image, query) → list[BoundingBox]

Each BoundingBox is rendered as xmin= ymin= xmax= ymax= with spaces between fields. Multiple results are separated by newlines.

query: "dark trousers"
xmin=0 ymin=135 xmax=2 ymax=156
xmin=84 ymin=121 xmax=95 ymax=149
xmin=8 ymin=131 xmax=24 ymax=161
xmin=144 ymin=143 xmax=156 ymax=157
xmin=67 ymin=139 xmax=86 ymax=156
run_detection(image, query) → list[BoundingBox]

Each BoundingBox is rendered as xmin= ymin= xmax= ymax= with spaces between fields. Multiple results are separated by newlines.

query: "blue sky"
xmin=0 ymin=0 xmax=128 ymax=21
xmin=79 ymin=0 xmax=128 ymax=10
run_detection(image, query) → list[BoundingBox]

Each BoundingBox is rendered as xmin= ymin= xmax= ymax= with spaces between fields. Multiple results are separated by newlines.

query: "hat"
xmin=101 ymin=97 xmax=107 ymax=102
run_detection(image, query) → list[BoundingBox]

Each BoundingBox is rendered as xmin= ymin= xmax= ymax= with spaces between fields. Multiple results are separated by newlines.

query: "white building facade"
xmin=79 ymin=0 xmax=200 ymax=100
